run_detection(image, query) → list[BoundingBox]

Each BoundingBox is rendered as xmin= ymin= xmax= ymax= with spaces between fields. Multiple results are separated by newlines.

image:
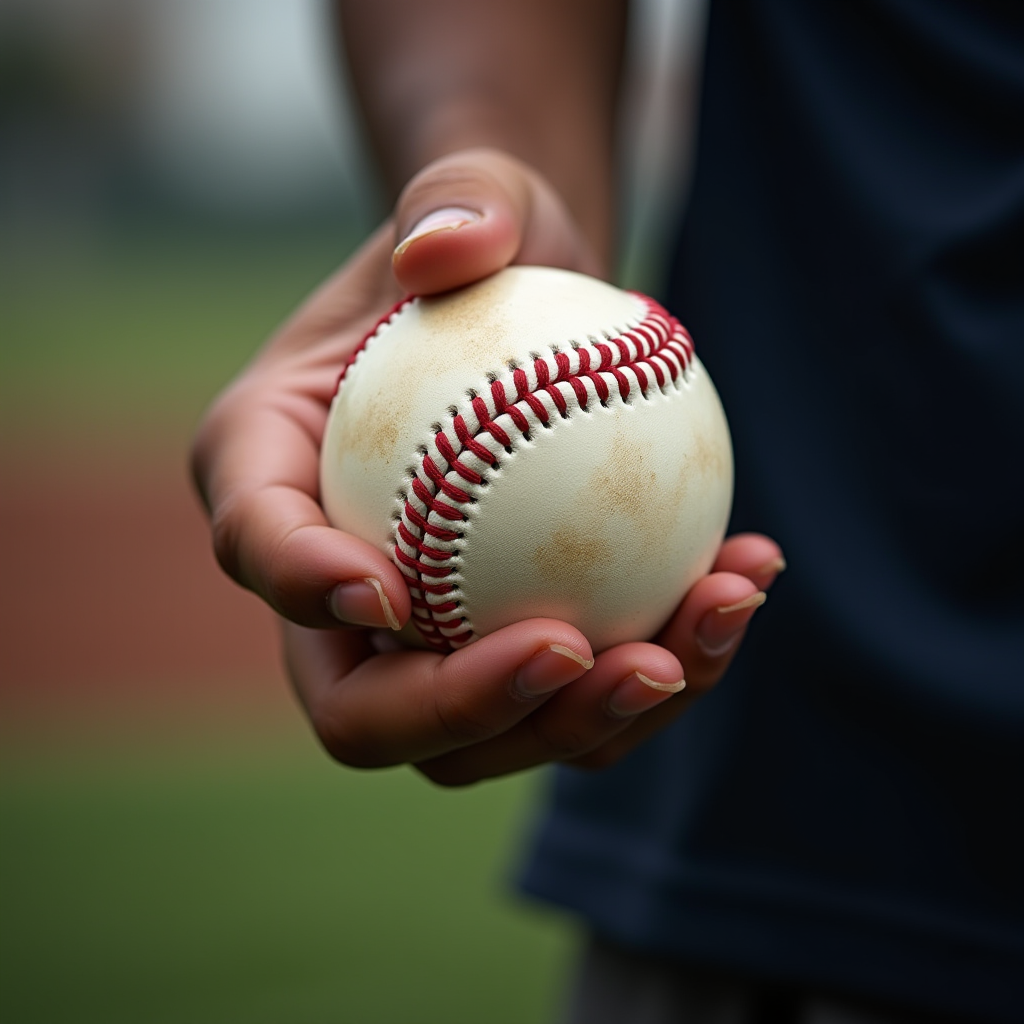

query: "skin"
xmin=191 ymin=4 xmax=784 ymax=786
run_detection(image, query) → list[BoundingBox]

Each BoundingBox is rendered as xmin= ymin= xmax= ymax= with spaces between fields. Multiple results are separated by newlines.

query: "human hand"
xmin=191 ymin=147 xmax=783 ymax=785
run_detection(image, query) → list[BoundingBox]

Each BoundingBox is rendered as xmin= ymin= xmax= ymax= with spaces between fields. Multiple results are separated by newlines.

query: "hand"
xmin=191 ymin=147 xmax=784 ymax=785
xmin=285 ymin=534 xmax=783 ymax=784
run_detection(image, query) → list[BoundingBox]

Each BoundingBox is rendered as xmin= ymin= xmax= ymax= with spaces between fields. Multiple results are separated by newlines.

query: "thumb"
xmin=391 ymin=147 xmax=602 ymax=295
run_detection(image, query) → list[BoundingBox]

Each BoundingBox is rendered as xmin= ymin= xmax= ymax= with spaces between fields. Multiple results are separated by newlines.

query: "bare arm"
xmin=336 ymin=0 xmax=627 ymax=268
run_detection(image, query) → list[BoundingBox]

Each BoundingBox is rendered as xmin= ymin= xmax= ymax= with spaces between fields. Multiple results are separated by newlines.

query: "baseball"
xmin=319 ymin=266 xmax=733 ymax=653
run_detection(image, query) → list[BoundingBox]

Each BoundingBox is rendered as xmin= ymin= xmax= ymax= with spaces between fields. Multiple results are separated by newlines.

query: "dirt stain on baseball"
xmin=590 ymin=433 xmax=658 ymax=523
xmin=532 ymin=526 xmax=613 ymax=599
xmin=417 ymin=277 xmax=520 ymax=376
xmin=687 ymin=428 xmax=729 ymax=481
xmin=590 ymin=428 xmax=694 ymax=553
xmin=333 ymin=385 xmax=402 ymax=465
xmin=583 ymin=412 xmax=732 ymax=563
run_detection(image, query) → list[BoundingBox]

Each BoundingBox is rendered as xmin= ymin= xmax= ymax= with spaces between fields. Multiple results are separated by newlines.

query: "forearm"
xmin=334 ymin=0 xmax=628 ymax=265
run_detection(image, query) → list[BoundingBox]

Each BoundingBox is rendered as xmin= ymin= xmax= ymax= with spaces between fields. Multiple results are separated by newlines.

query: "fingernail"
xmin=394 ymin=207 xmax=482 ymax=256
xmin=514 ymin=644 xmax=593 ymax=699
xmin=755 ymin=556 xmax=787 ymax=583
xmin=607 ymin=672 xmax=685 ymax=719
xmin=696 ymin=591 xmax=766 ymax=658
xmin=328 ymin=578 xmax=400 ymax=630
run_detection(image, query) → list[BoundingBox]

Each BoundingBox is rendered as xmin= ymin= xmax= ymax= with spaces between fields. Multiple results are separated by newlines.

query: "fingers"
xmin=191 ymin=226 xmax=414 ymax=626
xmin=286 ymin=532 xmax=785 ymax=782
xmin=711 ymin=532 xmax=787 ymax=592
xmin=285 ymin=618 xmax=595 ymax=768
xmin=654 ymin=532 xmax=784 ymax=693
xmin=220 ymin=487 xmax=410 ymax=630
xmin=415 ymin=641 xmax=685 ymax=785
xmin=564 ymin=578 xmax=761 ymax=770
xmin=391 ymin=148 xmax=601 ymax=295
xmin=567 ymin=534 xmax=786 ymax=769
xmin=659 ymin=571 xmax=767 ymax=693
xmin=192 ymin=366 xmax=409 ymax=628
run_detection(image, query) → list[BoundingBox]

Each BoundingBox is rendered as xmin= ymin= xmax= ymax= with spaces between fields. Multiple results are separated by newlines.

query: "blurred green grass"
xmin=0 ymin=221 xmax=356 ymax=440
xmin=0 ymin=729 xmax=573 ymax=1024
xmin=0 ymin=221 xmax=577 ymax=1023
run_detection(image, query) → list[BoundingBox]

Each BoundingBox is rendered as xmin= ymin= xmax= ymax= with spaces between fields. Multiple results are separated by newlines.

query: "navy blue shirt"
xmin=520 ymin=2 xmax=1024 ymax=1020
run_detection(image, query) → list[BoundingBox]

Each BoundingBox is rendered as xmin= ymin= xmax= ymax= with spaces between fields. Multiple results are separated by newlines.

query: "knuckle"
xmin=210 ymin=490 xmax=300 ymax=613
xmin=571 ymin=742 xmax=626 ymax=772
xmin=222 ymin=505 xmax=309 ymax=618
xmin=528 ymin=716 xmax=596 ymax=761
xmin=683 ymin=669 xmax=723 ymax=698
xmin=405 ymin=157 xmax=483 ymax=193
xmin=415 ymin=760 xmax=480 ymax=789
xmin=399 ymin=154 xmax=509 ymax=216
xmin=431 ymin=689 xmax=498 ymax=746
xmin=262 ymin=522 xmax=304 ymax=613
xmin=311 ymin=707 xmax=386 ymax=769
xmin=209 ymin=496 xmax=246 ymax=583
xmin=189 ymin=389 xmax=233 ymax=487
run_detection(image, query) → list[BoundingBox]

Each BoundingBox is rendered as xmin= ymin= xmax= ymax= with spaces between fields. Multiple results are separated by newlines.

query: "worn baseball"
xmin=319 ymin=266 xmax=733 ymax=653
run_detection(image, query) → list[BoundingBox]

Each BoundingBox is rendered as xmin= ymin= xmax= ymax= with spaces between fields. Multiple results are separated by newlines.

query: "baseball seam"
xmin=356 ymin=294 xmax=696 ymax=652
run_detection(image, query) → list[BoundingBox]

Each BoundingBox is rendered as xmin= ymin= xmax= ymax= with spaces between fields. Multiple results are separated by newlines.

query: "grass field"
xmin=0 ymin=219 xmax=578 ymax=1024
xmin=0 ymin=728 xmax=573 ymax=1024
xmin=0 ymin=220 xmax=356 ymax=439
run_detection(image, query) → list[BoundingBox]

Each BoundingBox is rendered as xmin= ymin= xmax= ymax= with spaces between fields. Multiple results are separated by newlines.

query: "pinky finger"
xmin=712 ymin=533 xmax=786 ymax=592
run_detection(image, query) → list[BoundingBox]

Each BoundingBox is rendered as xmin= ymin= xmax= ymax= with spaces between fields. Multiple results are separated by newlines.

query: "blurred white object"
xmin=1 ymin=0 xmax=701 ymax=232
xmin=619 ymin=0 xmax=707 ymax=289
xmin=141 ymin=0 xmax=369 ymax=218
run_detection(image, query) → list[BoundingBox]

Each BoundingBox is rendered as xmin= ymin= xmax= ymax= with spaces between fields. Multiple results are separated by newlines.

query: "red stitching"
xmin=344 ymin=292 xmax=694 ymax=652
xmin=410 ymin=478 xmax=463 ymax=521
xmin=434 ymin=432 xmax=482 ymax=484
xmin=408 ymin=577 xmax=455 ymax=596
xmin=403 ymin=503 xmax=461 ymax=542
xmin=505 ymin=403 xmax=531 ymax=433
xmin=471 ymin=396 xmax=512 ymax=448
xmin=586 ymin=371 xmax=610 ymax=403
xmin=397 ymin=522 xmax=450 ymax=561
xmin=394 ymin=546 xmax=453 ymax=579
xmin=333 ymin=296 xmax=411 ymax=394
xmin=522 ymin=391 xmax=549 ymax=421
xmin=413 ymin=595 xmax=460 ymax=614
xmin=423 ymin=455 xmax=471 ymax=503
xmin=547 ymin=385 xmax=569 ymax=417
xmin=454 ymin=415 xmax=498 ymax=465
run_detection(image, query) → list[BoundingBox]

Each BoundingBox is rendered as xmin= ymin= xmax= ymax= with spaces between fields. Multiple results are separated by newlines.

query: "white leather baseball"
xmin=319 ymin=266 xmax=733 ymax=653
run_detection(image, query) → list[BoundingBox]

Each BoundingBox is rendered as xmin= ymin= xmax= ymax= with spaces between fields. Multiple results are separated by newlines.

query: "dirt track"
xmin=0 ymin=434 xmax=286 ymax=728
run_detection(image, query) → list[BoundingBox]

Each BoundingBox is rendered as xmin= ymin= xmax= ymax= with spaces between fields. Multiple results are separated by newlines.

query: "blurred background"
xmin=0 ymin=1 xmax=704 ymax=1020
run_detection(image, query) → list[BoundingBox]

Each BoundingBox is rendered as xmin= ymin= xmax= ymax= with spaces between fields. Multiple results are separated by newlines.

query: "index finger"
xmin=203 ymin=400 xmax=411 ymax=628
xmin=191 ymin=229 xmax=410 ymax=628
